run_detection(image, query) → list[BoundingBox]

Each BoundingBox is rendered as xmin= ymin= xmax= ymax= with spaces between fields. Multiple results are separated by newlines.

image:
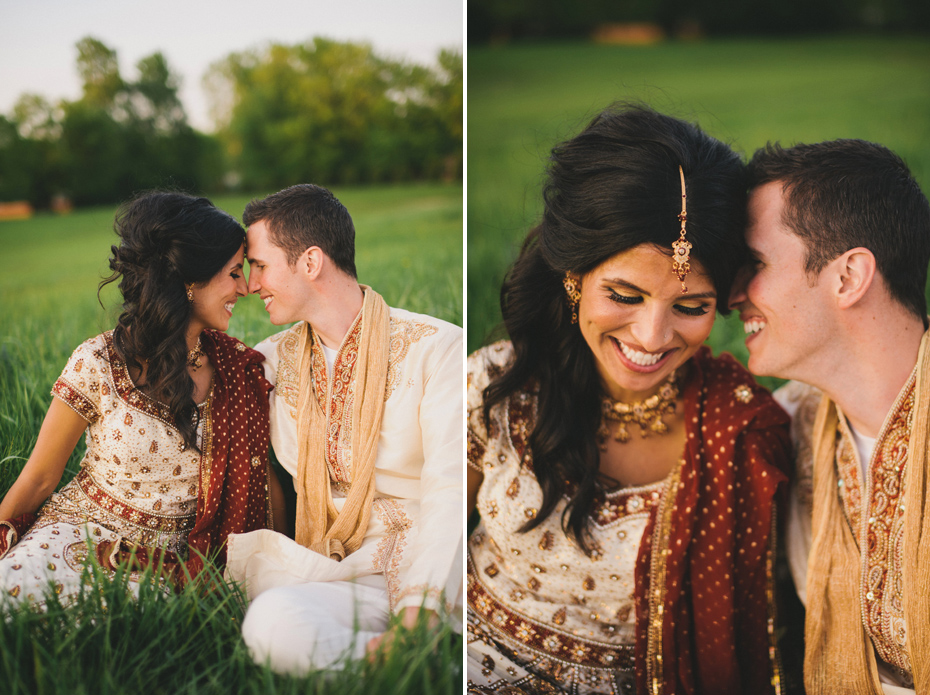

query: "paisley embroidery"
xmin=385 ymin=318 xmax=437 ymax=400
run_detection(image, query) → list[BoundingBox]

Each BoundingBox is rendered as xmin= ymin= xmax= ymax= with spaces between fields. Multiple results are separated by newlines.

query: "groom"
xmin=226 ymin=184 xmax=463 ymax=673
xmin=729 ymin=139 xmax=930 ymax=694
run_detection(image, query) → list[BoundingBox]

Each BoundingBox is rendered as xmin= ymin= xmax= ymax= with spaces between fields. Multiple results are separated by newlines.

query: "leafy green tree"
xmin=58 ymin=100 xmax=127 ymax=205
xmin=2 ymin=95 xmax=64 ymax=206
xmin=0 ymin=37 xmax=224 ymax=207
xmin=206 ymin=39 xmax=463 ymax=188
xmin=75 ymin=37 xmax=123 ymax=110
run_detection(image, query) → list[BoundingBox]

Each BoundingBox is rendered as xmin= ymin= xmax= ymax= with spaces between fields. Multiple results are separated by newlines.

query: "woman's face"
xmin=577 ymin=243 xmax=717 ymax=402
xmin=190 ymin=244 xmax=248 ymax=333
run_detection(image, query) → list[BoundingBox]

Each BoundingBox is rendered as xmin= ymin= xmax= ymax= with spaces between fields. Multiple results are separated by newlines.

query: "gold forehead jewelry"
xmin=187 ymin=336 xmax=204 ymax=370
xmin=671 ymin=165 xmax=692 ymax=294
xmin=563 ymin=272 xmax=582 ymax=324
xmin=596 ymin=371 xmax=679 ymax=448
xmin=186 ymin=283 xmax=194 ymax=303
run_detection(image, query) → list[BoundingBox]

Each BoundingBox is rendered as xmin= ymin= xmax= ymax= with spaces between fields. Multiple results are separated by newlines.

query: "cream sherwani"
xmin=226 ymin=305 xmax=463 ymax=652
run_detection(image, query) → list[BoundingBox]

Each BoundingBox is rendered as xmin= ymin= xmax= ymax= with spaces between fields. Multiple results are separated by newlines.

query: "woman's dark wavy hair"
xmin=99 ymin=191 xmax=245 ymax=451
xmin=483 ymin=104 xmax=748 ymax=553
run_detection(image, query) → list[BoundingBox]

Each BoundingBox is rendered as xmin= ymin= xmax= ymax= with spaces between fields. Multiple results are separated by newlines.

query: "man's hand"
xmin=366 ymin=607 xmax=439 ymax=659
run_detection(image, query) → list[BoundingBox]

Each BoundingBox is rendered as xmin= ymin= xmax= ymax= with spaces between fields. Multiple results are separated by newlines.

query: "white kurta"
xmin=226 ymin=306 xmax=463 ymax=624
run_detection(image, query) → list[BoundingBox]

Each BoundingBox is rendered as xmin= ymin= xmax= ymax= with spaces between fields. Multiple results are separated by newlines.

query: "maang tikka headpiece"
xmin=671 ymin=165 xmax=692 ymax=293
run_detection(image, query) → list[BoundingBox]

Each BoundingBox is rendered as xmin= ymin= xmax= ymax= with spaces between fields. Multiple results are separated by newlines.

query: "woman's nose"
xmin=630 ymin=308 xmax=671 ymax=352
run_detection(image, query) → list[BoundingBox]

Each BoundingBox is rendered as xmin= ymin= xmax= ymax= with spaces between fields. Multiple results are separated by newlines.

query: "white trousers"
xmin=241 ymin=575 xmax=390 ymax=674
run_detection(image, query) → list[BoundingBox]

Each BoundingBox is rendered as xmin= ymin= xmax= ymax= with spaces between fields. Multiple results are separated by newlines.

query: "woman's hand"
xmin=0 ymin=398 xmax=87 ymax=520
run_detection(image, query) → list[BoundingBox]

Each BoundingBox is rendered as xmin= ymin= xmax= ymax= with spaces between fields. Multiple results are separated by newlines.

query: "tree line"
xmin=468 ymin=0 xmax=930 ymax=42
xmin=0 ymin=37 xmax=463 ymax=208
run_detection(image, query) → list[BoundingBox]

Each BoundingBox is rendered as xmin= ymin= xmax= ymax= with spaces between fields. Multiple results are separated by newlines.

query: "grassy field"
xmin=467 ymin=36 xmax=930 ymax=370
xmin=0 ymin=181 xmax=462 ymax=694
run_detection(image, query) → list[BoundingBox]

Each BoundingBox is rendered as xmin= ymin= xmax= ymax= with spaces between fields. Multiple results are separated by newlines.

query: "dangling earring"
xmin=563 ymin=272 xmax=581 ymax=324
xmin=186 ymin=283 xmax=194 ymax=303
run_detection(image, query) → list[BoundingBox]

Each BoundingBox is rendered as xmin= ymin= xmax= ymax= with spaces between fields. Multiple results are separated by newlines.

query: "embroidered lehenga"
xmin=467 ymin=342 xmax=791 ymax=695
xmin=0 ymin=330 xmax=272 ymax=603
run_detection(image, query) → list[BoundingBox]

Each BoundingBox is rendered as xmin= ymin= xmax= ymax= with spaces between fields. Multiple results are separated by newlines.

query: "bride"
xmin=0 ymin=191 xmax=280 ymax=602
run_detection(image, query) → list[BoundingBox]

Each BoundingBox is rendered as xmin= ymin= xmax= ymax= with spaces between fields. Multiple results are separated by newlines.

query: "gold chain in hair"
xmin=671 ymin=165 xmax=692 ymax=293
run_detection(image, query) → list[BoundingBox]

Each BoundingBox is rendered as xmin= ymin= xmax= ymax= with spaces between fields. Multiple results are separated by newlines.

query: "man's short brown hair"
xmin=243 ymin=184 xmax=357 ymax=278
xmin=748 ymin=139 xmax=930 ymax=323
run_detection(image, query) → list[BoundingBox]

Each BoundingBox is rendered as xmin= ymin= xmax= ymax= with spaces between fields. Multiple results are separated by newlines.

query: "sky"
xmin=0 ymin=0 xmax=463 ymax=132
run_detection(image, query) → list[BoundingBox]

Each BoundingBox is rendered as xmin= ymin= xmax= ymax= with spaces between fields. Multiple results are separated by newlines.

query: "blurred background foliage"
xmin=205 ymin=40 xmax=463 ymax=190
xmin=469 ymin=0 xmax=930 ymax=42
xmin=0 ymin=36 xmax=462 ymax=208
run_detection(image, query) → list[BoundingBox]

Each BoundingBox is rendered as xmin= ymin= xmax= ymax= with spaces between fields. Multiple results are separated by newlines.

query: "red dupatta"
xmin=184 ymin=329 xmax=272 ymax=576
xmin=633 ymin=347 xmax=791 ymax=695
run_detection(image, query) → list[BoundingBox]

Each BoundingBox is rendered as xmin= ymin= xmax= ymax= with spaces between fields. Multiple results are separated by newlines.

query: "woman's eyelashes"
xmin=607 ymin=289 xmax=640 ymax=305
xmin=675 ymin=304 xmax=710 ymax=317
xmin=606 ymin=289 xmax=709 ymax=316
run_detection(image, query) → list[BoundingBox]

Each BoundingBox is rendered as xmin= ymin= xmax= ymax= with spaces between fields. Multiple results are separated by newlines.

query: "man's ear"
xmin=303 ymin=246 xmax=325 ymax=281
xmin=833 ymin=247 xmax=876 ymax=309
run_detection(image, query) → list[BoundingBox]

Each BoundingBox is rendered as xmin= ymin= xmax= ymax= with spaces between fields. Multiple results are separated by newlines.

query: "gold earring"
xmin=563 ymin=272 xmax=581 ymax=324
xmin=186 ymin=283 xmax=194 ymax=303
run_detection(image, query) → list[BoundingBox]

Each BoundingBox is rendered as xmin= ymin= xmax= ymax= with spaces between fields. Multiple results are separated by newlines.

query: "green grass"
xmin=0 ymin=181 xmax=463 ymax=693
xmin=467 ymin=35 xmax=930 ymax=373
xmin=0 ymin=559 xmax=460 ymax=695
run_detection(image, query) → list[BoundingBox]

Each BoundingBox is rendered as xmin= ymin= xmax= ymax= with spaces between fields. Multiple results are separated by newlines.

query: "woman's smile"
xmin=577 ymin=243 xmax=717 ymax=401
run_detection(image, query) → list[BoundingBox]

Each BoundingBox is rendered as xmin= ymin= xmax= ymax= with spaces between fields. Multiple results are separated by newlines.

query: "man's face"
xmin=728 ymin=181 xmax=833 ymax=380
xmin=246 ymin=219 xmax=305 ymax=325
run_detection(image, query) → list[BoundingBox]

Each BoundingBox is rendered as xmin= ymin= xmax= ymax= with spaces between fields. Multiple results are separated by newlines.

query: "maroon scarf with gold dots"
xmin=633 ymin=348 xmax=791 ymax=695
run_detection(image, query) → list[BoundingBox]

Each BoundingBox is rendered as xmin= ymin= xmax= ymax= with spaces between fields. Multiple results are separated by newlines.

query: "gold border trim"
xmin=646 ymin=457 xmax=683 ymax=695
xmin=767 ymin=508 xmax=784 ymax=695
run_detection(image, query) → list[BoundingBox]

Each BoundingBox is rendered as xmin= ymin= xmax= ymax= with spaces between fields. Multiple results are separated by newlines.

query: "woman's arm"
xmin=0 ymin=398 xmax=87 ymax=519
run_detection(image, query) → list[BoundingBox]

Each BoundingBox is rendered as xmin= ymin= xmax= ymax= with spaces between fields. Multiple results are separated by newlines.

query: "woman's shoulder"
xmin=65 ymin=331 xmax=112 ymax=368
xmin=205 ymin=329 xmax=250 ymax=353
xmin=692 ymin=348 xmax=787 ymax=427
xmin=53 ymin=332 xmax=113 ymax=424
xmin=202 ymin=330 xmax=265 ymax=374
xmin=468 ymin=340 xmax=514 ymax=377
xmin=467 ymin=340 xmax=515 ymax=401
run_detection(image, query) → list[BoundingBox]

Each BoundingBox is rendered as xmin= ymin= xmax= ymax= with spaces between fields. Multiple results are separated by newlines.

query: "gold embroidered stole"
xmin=904 ymin=334 xmax=930 ymax=690
xmin=294 ymin=286 xmax=390 ymax=560
xmin=805 ymin=331 xmax=930 ymax=693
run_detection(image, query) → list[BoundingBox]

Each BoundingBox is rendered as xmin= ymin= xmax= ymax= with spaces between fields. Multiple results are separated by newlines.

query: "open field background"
xmin=467 ymin=36 xmax=930 ymax=379
xmin=0 ymin=181 xmax=462 ymax=694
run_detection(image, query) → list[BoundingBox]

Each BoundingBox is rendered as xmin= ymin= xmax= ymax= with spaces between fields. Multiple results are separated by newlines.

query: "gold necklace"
xmin=187 ymin=336 xmax=204 ymax=370
xmin=597 ymin=372 xmax=679 ymax=448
